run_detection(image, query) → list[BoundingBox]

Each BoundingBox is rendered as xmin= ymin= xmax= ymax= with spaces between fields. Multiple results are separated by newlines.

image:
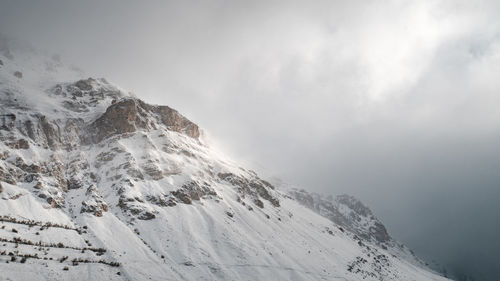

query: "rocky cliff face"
xmin=88 ymin=94 xmax=200 ymax=144
xmin=0 ymin=44 xmax=447 ymax=281
xmin=2 ymin=77 xmax=200 ymax=149
xmin=289 ymin=189 xmax=390 ymax=244
xmin=0 ymin=77 xmax=210 ymax=215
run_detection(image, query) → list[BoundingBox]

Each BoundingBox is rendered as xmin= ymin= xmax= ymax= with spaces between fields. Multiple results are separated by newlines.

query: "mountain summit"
xmin=0 ymin=44 xmax=448 ymax=280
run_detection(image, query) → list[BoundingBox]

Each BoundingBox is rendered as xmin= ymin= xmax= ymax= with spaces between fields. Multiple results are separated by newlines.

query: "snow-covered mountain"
xmin=0 ymin=42 xmax=449 ymax=281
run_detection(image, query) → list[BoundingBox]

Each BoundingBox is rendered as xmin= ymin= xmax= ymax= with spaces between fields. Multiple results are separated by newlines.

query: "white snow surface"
xmin=0 ymin=43 xmax=449 ymax=281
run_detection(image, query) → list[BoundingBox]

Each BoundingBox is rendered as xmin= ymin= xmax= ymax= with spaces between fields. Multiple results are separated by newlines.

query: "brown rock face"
xmin=138 ymin=100 xmax=200 ymax=138
xmin=89 ymin=98 xmax=200 ymax=143
xmin=171 ymin=181 xmax=217 ymax=205
xmin=17 ymin=139 xmax=29 ymax=149
xmin=152 ymin=105 xmax=200 ymax=138
xmin=90 ymin=99 xmax=139 ymax=143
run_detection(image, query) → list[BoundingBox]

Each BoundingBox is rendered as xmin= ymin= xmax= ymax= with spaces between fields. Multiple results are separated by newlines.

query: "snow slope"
xmin=0 ymin=40 xmax=449 ymax=281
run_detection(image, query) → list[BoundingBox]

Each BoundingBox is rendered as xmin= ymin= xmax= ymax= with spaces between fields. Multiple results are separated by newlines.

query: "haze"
xmin=1 ymin=1 xmax=500 ymax=279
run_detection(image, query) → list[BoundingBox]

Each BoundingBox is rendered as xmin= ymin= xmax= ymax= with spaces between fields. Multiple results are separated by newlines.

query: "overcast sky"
xmin=1 ymin=0 xmax=500 ymax=279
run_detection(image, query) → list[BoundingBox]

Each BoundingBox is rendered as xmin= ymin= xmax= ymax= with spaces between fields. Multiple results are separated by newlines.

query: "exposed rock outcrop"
xmin=51 ymin=78 xmax=123 ymax=113
xmin=149 ymin=105 xmax=200 ymax=138
xmin=117 ymin=194 xmax=156 ymax=220
xmin=81 ymin=184 xmax=109 ymax=217
xmin=89 ymin=99 xmax=143 ymax=143
xmin=87 ymin=98 xmax=200 ymax=143
xmin=218 ymin=172 xmax=280 ymax=208
xmin=171 ymin=181 xmax=217 ymax=204
xmin=289 ymin=189 xmax=390 ymax=244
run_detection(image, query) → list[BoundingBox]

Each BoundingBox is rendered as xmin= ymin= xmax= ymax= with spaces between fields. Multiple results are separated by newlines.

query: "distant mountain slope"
xmin=0 ymin=41 xmax=448 ymax=281
xmin=287 ymin=189 xmax=430 ymax=269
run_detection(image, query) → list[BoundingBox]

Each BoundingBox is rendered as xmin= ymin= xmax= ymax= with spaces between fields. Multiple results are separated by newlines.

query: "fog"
xmin=1 ymin=0 xmax=500 ymax=279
